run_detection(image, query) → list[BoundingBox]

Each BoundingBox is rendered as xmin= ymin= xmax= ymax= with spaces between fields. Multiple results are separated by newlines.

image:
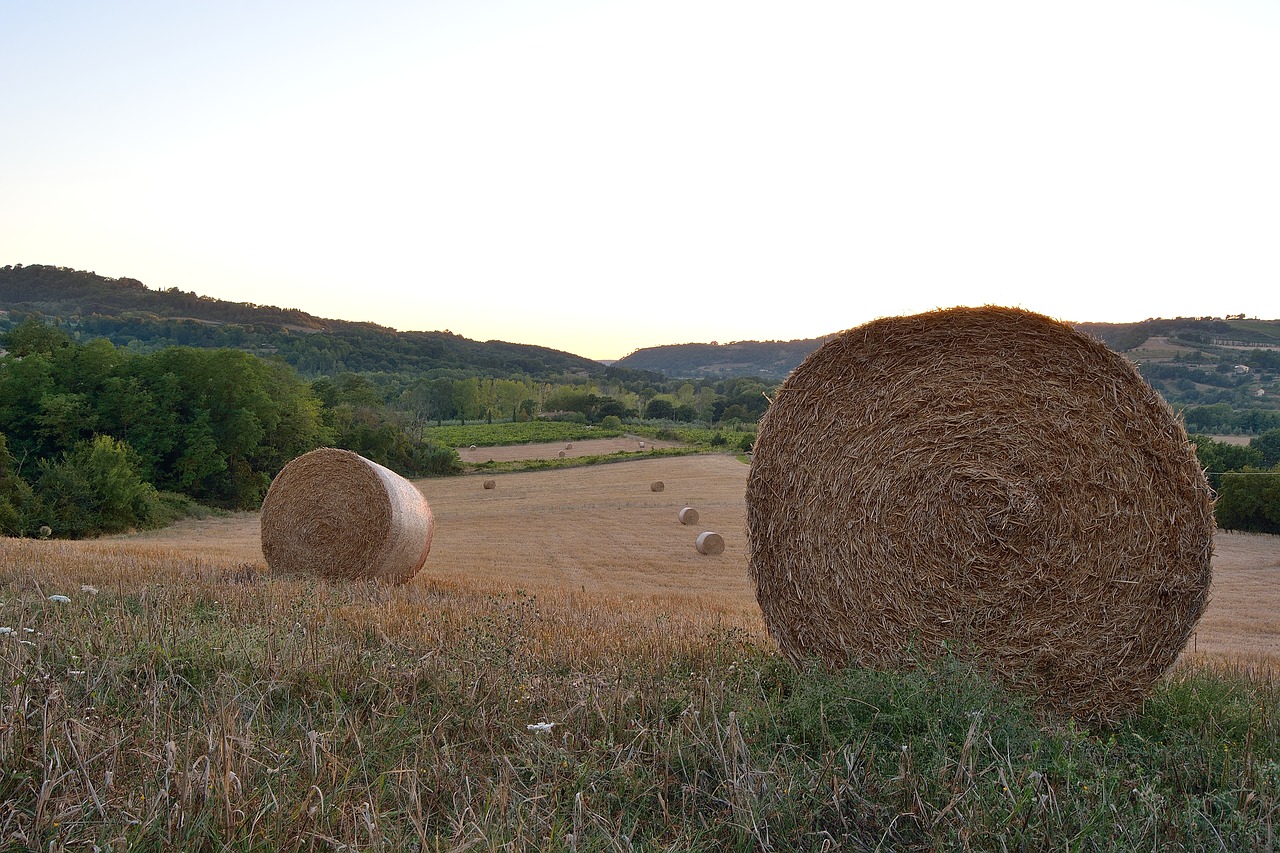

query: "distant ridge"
xmin=0 ymin=264 xmax=606 ymax=379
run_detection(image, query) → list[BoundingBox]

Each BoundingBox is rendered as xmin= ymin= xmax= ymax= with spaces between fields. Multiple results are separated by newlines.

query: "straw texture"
xmin=679 ymin=506 xmax=700 ymax=525
xmin=746 ymin=306 xmax=1214 ymax=721
xmin=260 ymin=448 xmax=435 ymax=584
xmin=696 ymin=531 xmax=725 ymax=555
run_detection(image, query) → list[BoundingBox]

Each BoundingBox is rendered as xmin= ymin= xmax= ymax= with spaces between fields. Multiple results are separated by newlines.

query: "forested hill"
xmin=0 ymin=265 xmax=605 ymax=379
xmin=615 ymin=336 xmax=838 ymax=382
xmin=616 ymin=317 xmax=1280 ymax=382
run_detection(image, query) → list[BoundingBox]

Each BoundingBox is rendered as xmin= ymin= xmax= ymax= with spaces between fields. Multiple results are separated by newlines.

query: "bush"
xmin=32 ymin=435 xmax=160 ymax=538
xmin=1214 ymin=469 xmax=1280 ymax=534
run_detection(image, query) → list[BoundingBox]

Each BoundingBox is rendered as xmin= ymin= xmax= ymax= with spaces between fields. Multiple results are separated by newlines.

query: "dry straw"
xmin=746 ymin=306 xmax=1215 ymax=722
xmin=679 ymin=506 xmax=700 ymax=525
xmin=260 ymin=448 xmax=435 ymax=585
xmin=696 ymin=531 xmax=725 ymax=555
xmin=651 ymin=481 xmax=665 ymax=492
xmin=482 ymin=479 xmax=497 ymax=490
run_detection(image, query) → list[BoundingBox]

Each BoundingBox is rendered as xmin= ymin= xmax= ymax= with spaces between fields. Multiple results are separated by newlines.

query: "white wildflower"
xmin=526 ymin=722 xmax=556 ymax=733
xmin=0 ymin=627 xmax=14 ymax=636
xmin=69 ymin=670 xmax=86 ymax=676
xmin=49 ymin=594 xmax=71 ymax=604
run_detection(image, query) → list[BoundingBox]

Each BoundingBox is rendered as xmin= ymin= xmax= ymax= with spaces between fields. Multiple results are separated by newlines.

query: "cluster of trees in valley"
xmin=1191 ymin=432 xmax=1280 ymax=534
xmin=0 ymin=314 xmax=771 ymax=538
xmin=0 ymin=319 xmax=458 ymax=537
xmin=3 ymin=266 xmax=1279 ymax=539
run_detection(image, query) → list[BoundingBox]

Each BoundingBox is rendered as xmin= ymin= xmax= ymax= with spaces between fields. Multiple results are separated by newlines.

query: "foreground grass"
xmin=2 ymin=545 xmax=1278 ymax=850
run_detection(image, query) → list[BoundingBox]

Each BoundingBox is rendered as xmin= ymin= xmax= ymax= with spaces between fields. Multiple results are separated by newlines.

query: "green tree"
xmin=1190 ymin=435 xmax=1264 ymax=477
xmin=0 ymin=316 xmax=73 ymax=357
xmin=0 ymin=432 xmax=33 ymax=536
xmin=1252 ymin=429 xmax=1280 ymax=468
xmin=1214 ymin=469 xmax=1280 ymax=534
xmin=32 ymin=436 xmax=158 ymax=538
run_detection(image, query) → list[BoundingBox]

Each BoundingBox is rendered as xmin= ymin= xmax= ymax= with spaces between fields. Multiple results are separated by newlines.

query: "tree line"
xmin=0 ymin=318 xmax=773 ymax=539
xmin=0 ymin=319 xmax=457 ymax=538
xmin=1192 ymin=432 xmax=1280 ymax=534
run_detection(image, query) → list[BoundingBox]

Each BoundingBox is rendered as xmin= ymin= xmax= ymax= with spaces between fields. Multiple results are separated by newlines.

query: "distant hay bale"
xmin=679 ymin=506 xmax=700 ymax=525
xmin=469 ymin=445 xmax=477 ymax=450
xmin=650 ymin=481 xmax=665 ymax=492
xmin=482 ymin=479 xmax=497 ymax=490
xmin=558 ymin=450 xmax=566 ymax=458
xmin=260 ymin=448 xmax=435 ymax=585
xmin=566 ymin=443 xmax=573 ymax=449
xmin=695 ymin=531 xmax=725 ymax=555
xmin=746 ymin=306 xmax=1215 ymax=722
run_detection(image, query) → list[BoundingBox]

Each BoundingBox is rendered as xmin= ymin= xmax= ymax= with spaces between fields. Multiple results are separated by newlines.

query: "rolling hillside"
xmin=0 ymin=265 xmax=606 ymax=379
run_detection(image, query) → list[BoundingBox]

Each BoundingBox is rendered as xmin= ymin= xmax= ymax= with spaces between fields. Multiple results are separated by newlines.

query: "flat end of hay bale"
xmin=695 ymin=531 xmax=725 ymax=555
xmin=482 ymin=479 xmax=497 ymax=490
xmin=650 ymin=481 xmax=665 ymax=492
xmin=678 ymin=506 xmax=700 ymax=525
xmin=746 ymin=305 xmax=1215 ymax=722
xmin=260 ymin=447 xmax=435 ymax=585
xmin=558 ymin=450 xmax=566 ymax=458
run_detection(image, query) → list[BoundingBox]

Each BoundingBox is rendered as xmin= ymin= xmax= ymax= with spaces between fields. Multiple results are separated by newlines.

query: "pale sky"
xmin=3 ymin=1 xmax=1278 ymax=361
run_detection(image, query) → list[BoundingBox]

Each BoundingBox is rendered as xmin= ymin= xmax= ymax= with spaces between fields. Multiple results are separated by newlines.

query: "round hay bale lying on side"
xmin=695 ymin=531 xmax=725 ymax=555
xmin=679 ymin=506 xmax=700 ymax=525
xmin=261 ymin=448 xmax=435 ymax=585
xmin=746 ymin=306 xmax=1214 ymax=722
xmin=559 ymin=450 xmax=566 ymax=458
xmin=566 ymin=443 xmax=573 ymax=449
xmin=482 ymin=479 xmax=497 ymax=490
xmin=650 ymin=481 xmax=665 ymax=492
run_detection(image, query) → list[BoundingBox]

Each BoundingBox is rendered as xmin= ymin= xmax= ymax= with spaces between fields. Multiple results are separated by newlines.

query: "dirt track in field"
xmin=454 ymin=435 xmax=685 ymax=464
xmin=104 ymin=452 xmax=1280 ymax=664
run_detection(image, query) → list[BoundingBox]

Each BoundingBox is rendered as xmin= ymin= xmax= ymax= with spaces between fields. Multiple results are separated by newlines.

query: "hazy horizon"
xmin=5 ymin=1 xmax=1278 ymax=360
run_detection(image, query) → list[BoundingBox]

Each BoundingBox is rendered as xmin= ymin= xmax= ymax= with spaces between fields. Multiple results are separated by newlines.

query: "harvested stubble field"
xmin=92 ymin=453 xmax=1280 ymax=666
xmin=4 ymin=451 xmax=1280 ymax=850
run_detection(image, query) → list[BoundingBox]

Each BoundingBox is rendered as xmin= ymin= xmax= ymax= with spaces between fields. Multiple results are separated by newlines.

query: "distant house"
xmin=1233 ymin=364 xmax=1250 ymax=374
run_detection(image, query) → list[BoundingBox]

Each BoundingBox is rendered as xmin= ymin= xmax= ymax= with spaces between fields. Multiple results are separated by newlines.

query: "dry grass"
xmin=85 ymin=453 xmax=1280 ymax=666
xmin=3 ymin=452 xmax=1280 ymax=849
xmin=99 ymin=454 xmax=762 ymax=626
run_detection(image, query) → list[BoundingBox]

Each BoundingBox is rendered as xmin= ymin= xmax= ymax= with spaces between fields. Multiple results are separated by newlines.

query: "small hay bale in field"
xmin=558 ymin=450 xmax=566 ymax=458
xmin=566 ymin=443 xmax=573 ymax=449
xmin=650 ymin=481 xmax=665 ymax=492
xmin=260 ymin=448 xmax=435 ymax=585
xmin=482 ymin=479 xmax=497 ymax=490
xmin=695 ymin=531 xmax=725 ymax=555
xmin=746 ymin=306 xmax=1214 ymax=722
xmin=679 ymin=506 xmax=700 ymax=525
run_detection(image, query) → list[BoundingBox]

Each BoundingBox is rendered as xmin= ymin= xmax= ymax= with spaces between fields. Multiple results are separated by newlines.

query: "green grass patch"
xmin=422 ymin=421 xmax=624 ymax=447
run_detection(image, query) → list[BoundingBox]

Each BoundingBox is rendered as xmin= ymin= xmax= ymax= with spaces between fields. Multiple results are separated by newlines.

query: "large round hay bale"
xmin=746 ymin=306 xmax=1214 ymax=722
xmin=260 ymin=448 xmax=435 ymax=585
xmin=695 ymin=531 xmax=725 ymax=555
xmin=679 ymin=506 xmax=700 ymax=525
xmin=650 ymin=481 xmax=665 ymax=492
xmin=482 ymin=479 xmax=497 ymax=490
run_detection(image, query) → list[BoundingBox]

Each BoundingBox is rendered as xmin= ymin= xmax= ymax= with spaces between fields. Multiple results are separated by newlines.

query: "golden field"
xmin=15 ymin=450 xmax=1278 ymax=667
